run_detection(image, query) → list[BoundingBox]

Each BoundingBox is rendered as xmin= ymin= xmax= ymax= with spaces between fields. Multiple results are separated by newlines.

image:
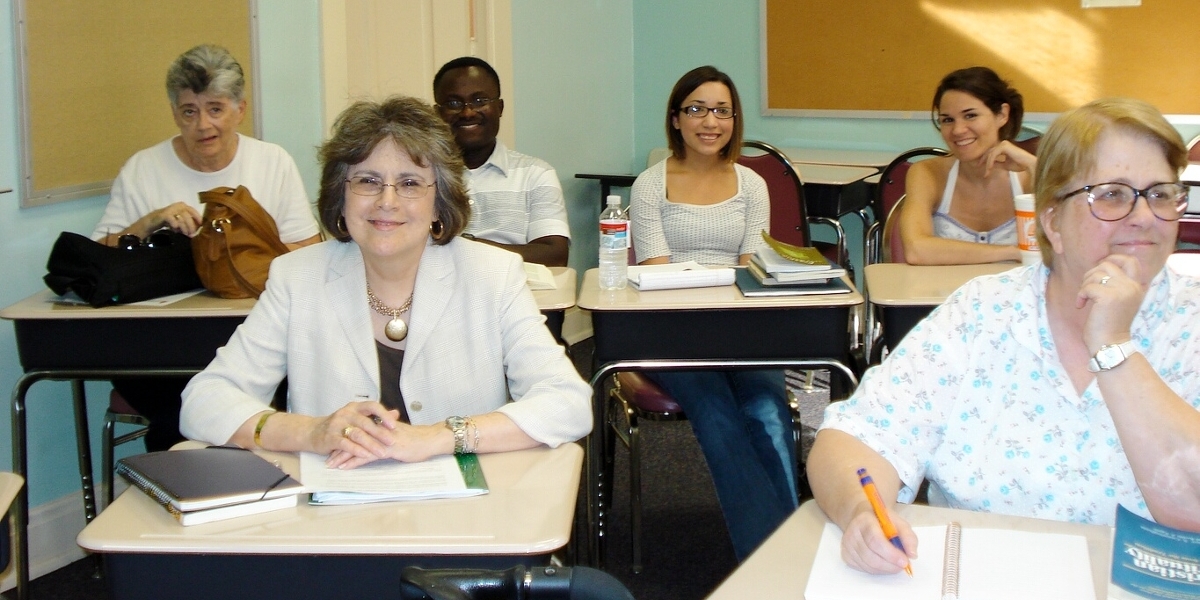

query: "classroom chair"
xmin=1179 ymin=217 xmax=1200 ymax=253
xmin=604 ymin=370 xmax=808 ymax=574
xmin=862 ymin=147 xmax=948 ymax=363
xmin=1014 ymin=124 xmax=1044 ymax=156
xmin=101 ymin=389 xmax=150 ymax=508
xmin=737 ymin=140 xmax=848 ymax=273
xmin=1187 ymin=133 xmax=1200 ymax=162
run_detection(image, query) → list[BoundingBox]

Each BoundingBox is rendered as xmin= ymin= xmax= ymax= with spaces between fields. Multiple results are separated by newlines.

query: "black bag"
xmin=44 ymin=231 xmax=203 ymax=307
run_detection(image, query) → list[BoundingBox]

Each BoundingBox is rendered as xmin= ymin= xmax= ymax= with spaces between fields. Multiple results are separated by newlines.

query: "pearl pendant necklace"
xmin=366 ymin=283 xmax=414 ymax=342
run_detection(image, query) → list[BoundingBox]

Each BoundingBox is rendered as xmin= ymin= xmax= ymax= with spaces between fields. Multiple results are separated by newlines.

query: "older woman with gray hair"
xmin=808 ymin=97 xmax=1200 ymax=575
xmin=92 ymin=43 xmax=320 ymax=248
xmin=181 ymin=95 xmax=591 ymax=464
xmin=91 ymin=44 xmax=321 ymax=452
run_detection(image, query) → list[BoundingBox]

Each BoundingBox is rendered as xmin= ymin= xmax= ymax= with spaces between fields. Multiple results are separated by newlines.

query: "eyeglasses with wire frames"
xmin=1060 ymin=181 xmax=1189 ymax=222
xmin=344 ymin=176 xmax=435 ymax=199
xmin=436 ymin=97 xmax=499 ymax=115
xmin=679 ymin=104 xmax=736 ymax=120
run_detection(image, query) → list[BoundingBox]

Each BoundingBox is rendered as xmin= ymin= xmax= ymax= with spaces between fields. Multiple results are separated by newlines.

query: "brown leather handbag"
xmin=192 ymin=186 xmax=290 ymax=298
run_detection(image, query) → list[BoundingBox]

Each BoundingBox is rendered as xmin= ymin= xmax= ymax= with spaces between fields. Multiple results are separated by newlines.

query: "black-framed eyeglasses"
xmin=1061 ymin=181 xmax=1189 ymax=222
xmin=680 ymin=104 xmax=736 ymax=120
xmin=436 ymin=97 xmax=498 ymax=114
xmin=345 ymin=176 xmax=435 ymax=199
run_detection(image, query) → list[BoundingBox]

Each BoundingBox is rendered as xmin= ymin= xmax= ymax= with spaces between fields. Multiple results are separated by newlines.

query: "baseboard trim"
xmin=0 ymin=485 xmax=123 ymax=592
xmin=562 ymin=307 xmax=592 ymax=346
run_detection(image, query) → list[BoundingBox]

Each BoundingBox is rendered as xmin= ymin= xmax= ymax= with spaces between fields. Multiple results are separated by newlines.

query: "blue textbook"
xmin=1111 ymin=504 xmax=1200 ymax=600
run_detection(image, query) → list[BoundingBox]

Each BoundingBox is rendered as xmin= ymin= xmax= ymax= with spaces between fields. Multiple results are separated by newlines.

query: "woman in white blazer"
xmin=181 ymin=96 xmax=591 ymax=467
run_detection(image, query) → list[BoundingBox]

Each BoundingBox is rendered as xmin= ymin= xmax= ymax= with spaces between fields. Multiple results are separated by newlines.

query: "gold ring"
xmin=342 ymin=425 xmax=355 ymax=438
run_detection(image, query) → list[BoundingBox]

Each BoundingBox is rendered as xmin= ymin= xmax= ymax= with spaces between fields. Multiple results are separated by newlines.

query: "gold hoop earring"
xmin=336 ymin=216 xmax=348 ymax=236
xmin=429 ymin=220 xmax=445 ymax=241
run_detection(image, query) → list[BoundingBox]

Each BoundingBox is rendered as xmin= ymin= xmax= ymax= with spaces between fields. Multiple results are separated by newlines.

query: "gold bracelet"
xmin=254 ymin=411 xmax=276 ymax=448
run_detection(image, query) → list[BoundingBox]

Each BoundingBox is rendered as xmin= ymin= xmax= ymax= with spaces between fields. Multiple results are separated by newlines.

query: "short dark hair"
xmin=931 ymin=66 xmax=1024 ymax=141
xmin=316 ymin=96 xmax=470 ymax=245
xmin=432 ymin=56 xmax=501 ymax=98
xmin=165 ymin=44 xmax=245 ymax=105
xmin=664 ymin=66 xmax=744 ymax=162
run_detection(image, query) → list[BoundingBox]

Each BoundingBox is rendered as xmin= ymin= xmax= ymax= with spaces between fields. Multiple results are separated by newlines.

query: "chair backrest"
xmin=1180 ymin=216 xmax=1200 ymax=250
xmin=867 ymin=147 xmax=948 ymax=264
xmin=881 ymin=195 xmax=908 ymax=263
xmin=737 ymin=140 xmax=810 ymax=247
xmin=1014 ymin=135 xmax=1041 ymax=156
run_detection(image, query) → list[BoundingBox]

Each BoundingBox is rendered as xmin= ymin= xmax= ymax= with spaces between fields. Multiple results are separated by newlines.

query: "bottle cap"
xmin=606 ymin=194 xmax=621 ymax=206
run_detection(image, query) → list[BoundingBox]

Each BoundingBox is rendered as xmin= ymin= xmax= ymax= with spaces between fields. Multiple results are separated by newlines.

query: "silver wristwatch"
xmin=445 ymin=416 xmax=468 ymax=454
xmin=1087 ymin=340 xmax=1137 ymax=373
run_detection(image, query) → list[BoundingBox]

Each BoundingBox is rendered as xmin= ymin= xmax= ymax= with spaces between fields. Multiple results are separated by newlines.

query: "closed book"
xmin=735 ymin=267 xmax=851 ymax=297
xmin=1110 ymin=504 xmax=1200 ymax=600
xmin=753 ymin=247 xmax=834 ymax=273
xmin=117 ymin=446 xmax=304 ymax=525
xmin=748 ymin=261 xmax=845 ymax=286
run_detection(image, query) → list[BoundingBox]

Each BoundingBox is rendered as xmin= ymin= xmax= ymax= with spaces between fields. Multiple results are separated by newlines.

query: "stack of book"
xmin=738 ymin=247 xmax=850 ymax=297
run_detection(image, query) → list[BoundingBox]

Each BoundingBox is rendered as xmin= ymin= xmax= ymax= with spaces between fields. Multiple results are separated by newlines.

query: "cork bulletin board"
xmin=763 ymin=0 xmax=1200 ymax=118
xmin=14 ymin=0 xmax=254 ymax=207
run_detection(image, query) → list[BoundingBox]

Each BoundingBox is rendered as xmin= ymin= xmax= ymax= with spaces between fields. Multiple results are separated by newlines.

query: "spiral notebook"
xmin=804 ymin=521 xmax=1096 ymax=600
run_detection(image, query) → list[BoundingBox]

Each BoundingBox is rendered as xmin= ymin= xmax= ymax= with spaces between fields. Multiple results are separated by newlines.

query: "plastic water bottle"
xmin=598 ymin=195 xmax=629 ymax=290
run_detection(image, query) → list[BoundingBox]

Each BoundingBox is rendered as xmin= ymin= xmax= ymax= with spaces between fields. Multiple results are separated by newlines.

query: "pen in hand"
xmin=857 ymin=467 xmax=913 ymax=577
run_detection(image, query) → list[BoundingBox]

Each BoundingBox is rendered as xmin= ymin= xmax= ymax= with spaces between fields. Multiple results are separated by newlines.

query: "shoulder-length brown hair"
xmin=665 ymin=66 xmax=744 ymax=163
xmin=316 ymin=96 xmax=469 ymax=244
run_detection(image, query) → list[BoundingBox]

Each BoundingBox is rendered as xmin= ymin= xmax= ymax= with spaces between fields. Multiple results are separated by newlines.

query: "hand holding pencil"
xmin=839 ymin=467 xmax=917 ymax=575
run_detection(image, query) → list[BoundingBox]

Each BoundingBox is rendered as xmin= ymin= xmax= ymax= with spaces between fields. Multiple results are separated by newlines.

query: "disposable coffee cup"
xmin=1014 ymin=194 xmax=1041 ymax=266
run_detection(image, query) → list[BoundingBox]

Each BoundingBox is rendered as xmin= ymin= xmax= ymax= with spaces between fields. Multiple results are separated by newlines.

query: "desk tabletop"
xmin=577 ymin=268 xmax=862 ymax=312
xmin=3 ymin=270 xmax=576 ymax=321
xmin=780 ymin=147 xmax=900 ymax=169
xmin=0 ymin=473 xmax=23 ymax=516
xmin=78 ymin=443 xmax=582 ymax=556
xmin=0 ymin=289 xmax=256 ymax=320
xmin=865 ymin=262 xmax=1018 ymax=307
xmin=707 ymin=500 xmax=1112 ymax=599
xmin=530 ymin=267 xmax=577 ymax=311
xmin=794 ymin=163 xmax=878 ymax=186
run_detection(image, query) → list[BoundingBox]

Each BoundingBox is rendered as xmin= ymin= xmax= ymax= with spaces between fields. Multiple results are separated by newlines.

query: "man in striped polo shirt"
xmin=433 ymin=56 xmax=571 ymax=266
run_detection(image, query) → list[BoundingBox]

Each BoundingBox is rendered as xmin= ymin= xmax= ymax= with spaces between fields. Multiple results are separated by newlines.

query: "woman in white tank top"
xmin=899 ymin=67 xmax=1037 ymax=265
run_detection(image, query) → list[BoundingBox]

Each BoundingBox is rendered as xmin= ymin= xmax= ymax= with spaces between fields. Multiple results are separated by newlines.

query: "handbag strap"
xmin=199 ymin=186 xmax=290 ymax=255
xmin=214 ymin=225 xmax=264 ymax=296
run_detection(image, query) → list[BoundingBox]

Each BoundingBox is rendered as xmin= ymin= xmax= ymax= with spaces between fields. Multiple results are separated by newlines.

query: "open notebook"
xmin=804 ymin=521 xmax=1096 ymax=600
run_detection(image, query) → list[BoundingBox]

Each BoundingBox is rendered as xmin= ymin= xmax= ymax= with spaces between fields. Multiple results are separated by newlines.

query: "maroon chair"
xmin=101 ymin=389 xmax=149 ymax=508
xmin=863 ymin=147 xmax=948 ymax=363
xmin=1187 ymin=134 xmax=1200 ymax=163
xmin=865 ymin=147 xmax=948 ymax=265
xmin=1179 ymin=216 xmax=1200 ymax=253
xmin=737 ymin=140 xmax=848 ymax=273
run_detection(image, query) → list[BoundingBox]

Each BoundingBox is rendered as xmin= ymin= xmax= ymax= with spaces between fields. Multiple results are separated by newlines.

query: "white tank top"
xmin=931 ymin=160 xmax=1021 ymax=245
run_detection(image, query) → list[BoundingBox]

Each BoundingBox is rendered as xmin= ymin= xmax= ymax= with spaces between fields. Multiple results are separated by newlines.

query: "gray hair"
xmin=165 ymin=45 xmax=245 ymax=106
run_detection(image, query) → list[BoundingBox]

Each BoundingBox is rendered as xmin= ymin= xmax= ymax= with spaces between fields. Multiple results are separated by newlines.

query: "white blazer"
xmin=181 ymin=237 xmax=592 ymax=448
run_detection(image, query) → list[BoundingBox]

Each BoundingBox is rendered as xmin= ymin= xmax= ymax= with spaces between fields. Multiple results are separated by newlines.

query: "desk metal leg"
xmin=70 ymin=380 xmax=98 ymax=525
xmin=9 ymin=368 xmax=200 ymax=600
xmin=11 ymin=374 xmax=33 ymax=600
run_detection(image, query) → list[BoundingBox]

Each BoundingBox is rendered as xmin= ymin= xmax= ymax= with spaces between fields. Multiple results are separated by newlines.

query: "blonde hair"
xmin=1033 ymin=98 xmax=1186 ymax=265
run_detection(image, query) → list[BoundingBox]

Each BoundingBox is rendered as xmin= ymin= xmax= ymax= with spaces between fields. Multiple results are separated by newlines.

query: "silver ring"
xmin=1100 ymin=276 xmax=1111 ymax=286
xmin=342 ymin=425 xmax=355 ymax=438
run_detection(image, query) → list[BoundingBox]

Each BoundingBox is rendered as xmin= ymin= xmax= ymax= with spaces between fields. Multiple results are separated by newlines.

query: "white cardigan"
xmin=181 ymin=237 xmax=592 ymax=448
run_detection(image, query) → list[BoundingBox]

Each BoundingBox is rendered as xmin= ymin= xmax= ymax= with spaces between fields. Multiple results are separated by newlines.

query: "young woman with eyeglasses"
xmin=899 ymin=66 xmax=1037 ymax=265
xmin=628 ymin=66 xmax=796 ymax=562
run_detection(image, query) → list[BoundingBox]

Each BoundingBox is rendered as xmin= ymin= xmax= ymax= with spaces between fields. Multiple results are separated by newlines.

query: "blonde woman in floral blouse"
xmin=808 ymin=97 xmax=1200 ymax=575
